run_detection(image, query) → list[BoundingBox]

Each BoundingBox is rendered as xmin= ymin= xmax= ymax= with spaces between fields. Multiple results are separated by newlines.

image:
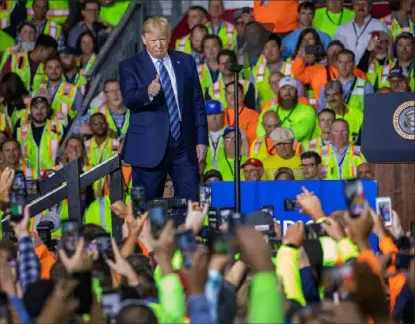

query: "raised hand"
xmin=148 ymin=74 xmax=161 ymax=97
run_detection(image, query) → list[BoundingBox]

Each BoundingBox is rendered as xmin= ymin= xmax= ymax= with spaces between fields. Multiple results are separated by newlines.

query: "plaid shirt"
xmin=18 ymin=236 xmax=41 ymax=293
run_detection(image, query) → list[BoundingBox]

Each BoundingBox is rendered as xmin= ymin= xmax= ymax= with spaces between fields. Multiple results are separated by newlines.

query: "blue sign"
xmin=211 ymin=180 xmax=378 ymax=250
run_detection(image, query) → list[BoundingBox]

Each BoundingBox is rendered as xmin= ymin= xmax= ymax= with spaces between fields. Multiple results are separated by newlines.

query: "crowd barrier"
xmin=210 ymin=180 xmax=379 ymax=250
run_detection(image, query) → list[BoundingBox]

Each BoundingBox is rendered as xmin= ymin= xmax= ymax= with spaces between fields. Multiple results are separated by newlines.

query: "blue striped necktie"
xmin=158 ymin=58 xmax=181 ymax=140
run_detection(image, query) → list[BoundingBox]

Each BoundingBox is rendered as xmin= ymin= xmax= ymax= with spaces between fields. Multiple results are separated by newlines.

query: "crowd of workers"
xmin=0 ymin=0 xmax=414 ymax=323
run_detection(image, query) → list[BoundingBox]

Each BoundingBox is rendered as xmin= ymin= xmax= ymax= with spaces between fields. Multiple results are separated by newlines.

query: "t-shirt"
xmin=262 ymin=154 xmax=303 ymax=180
xmin=313 ymin=7 xmax=355 ymax=38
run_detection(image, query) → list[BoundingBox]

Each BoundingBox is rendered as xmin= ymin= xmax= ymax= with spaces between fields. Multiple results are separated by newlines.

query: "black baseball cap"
xmin=244 ymin=210 xmax=275 ymax=235
xmin=203 ymin=169 xmax=223 ymax=183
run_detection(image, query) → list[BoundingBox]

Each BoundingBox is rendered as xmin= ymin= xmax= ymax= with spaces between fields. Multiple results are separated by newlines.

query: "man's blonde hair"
xmin=142 ymin=16 xmax=170 ymax=36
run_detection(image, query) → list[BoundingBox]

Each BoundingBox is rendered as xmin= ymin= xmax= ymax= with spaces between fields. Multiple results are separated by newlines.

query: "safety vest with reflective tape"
xmin=16 ymin=119 xmax=64 ymax=174
xmin=367 ymin=58 xmax=394 ymax=90
xmin=99 ymin=1 xmax=130 ymax=26
xmin=175 ymin=34 xmax=192 ymax=54
xmin=0 ymin=46 xmax=14 ymax=70
xmin=250 ymin=135 xmax=302 ymax=160
xmin=205 ymin=130 xmax=225 ymax=171
xmin=26 ymin=0 xmax=69 ymax=25
xmin=198 ymin=63 xmax=216 ymax=96
xmin=10 ymin=51 xmax=46 ymax=93
xmin=90 ymin=105 xmax=130 ymax=139
xmin=84 ymin=196 xmax=113 ymax=234
xmin=41 ymin=20 xmax=62 ymax=40
xmin=19 ymin=109 xmax=68 ymax=131
xmin=0 ymin=111 xmax=11 ymax=134
xmin=206 ymin=20 xmax=237 ymax=50
xmin=79 ymin=54 xmax=97 ymax=76
xmin=208 ymin=78 xmax=251 ymax=109
xmin=380 ymin=14 xmax=414 ymax=41
xmin=345 ymin=77 xmax=367 ymax=112
xmin=204 ymin=153 xmax=248 ymax=181
xmin=39 ymin=82 xmax=78 ymax=119
xmin=0 ymin=0 xmax=15 ymax=29
xmin=300 ymin=137 xmax=328 ymax=155
xmin=85 ymin=137 xmax=119 ymax=197
xmin=319 ymin=144 xmax=366 ymax=180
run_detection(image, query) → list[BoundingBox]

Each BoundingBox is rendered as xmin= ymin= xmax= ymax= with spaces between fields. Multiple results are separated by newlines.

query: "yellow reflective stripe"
xmin=319 ymin=236 xmax=338 ymax=266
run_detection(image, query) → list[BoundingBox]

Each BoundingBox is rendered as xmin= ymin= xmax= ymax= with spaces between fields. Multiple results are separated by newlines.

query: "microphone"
xmin=36 ymin=211 xmax=61 ymax=233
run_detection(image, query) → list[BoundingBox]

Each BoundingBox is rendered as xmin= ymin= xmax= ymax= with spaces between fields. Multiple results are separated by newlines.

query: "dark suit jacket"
xmin=119 ymin=50 xmax=208 ymax=168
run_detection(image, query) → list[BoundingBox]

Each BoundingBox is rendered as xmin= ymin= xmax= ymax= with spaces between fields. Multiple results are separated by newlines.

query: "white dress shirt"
xmin=335 ymin=16 xmax=388 ymax=64
xmin=148 ymin=51 xmax=182 ymax=120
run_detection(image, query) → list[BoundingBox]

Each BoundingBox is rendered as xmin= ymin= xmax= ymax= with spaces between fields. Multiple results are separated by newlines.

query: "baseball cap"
xmin=274 ymin=167 xmax=295 ymax=180
xmin=233 ymin=7 xmax=251 ymax=23
xmin=241 ymin=158 xmax=263 ymax=169
xmin=244 ymin=210 xmax=275 ymax=234
xmin=205 ymin=100 xmax=224 ymax=115
xmin=278 ymin=76 xmax=297 ymax=89
xmin=388 ymin=67 xmax=406 ymax=79
xmin=203 ymin=169 xmax=223 ymax=183
xmin=223 ymin=126 xmax=240 ymax=138
xmin=269 ymin=127 xmax=294 ymax=144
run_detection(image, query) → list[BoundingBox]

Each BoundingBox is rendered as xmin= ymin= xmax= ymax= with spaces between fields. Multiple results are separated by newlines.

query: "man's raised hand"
xmin=148 ymin=74 xmax=161 ymax=97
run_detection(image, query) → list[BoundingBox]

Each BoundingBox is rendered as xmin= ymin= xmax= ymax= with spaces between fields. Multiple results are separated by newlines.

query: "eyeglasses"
xmin=91 ymin=120 xmax=106 ymax=125
xmin=300 ymin=163 xmax=317 ymax=169
xmin=224 ymin=137 xmax=236 ymax=141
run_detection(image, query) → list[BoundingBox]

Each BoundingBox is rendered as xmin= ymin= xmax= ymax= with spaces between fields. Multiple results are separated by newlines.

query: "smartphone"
xmin=131 ymin=186 xmax=146 ymax=218
xmin=207 ymin=207 xmax=220 ymax=230
xmin=284 ymin=199 xmax=299 ymax=211
xmin=219 ymin=207 xmax=233 ymax=225
xmin=102 ymin=290 xmax=121 ymax=320
xmin=61 ymin=220 xmax=80 ymax=257
xmin=371 ymin=31 xmax=381 ymax=39
xmin=261 ymin=205 xmax=274 ymax=217
xmin=95 ymin=234 xmax=115 ymax=261
xmin=304 ymin=223 xmax=327 ymax=240
xmin=148 ymin=203 xmax=168 ymax=239
xmin=12 ymin=171 xmax=26 ymax=195
xmin=344 ymin=179 xmax=367 ymax=218
xmin=175 ymin=229 xmax=197 ymax=268
xmin=199 ymin=184 xmax=212 ymax=207
xmin=395 ymin=253 xmax=414 ymax=270
xmin=9 ymin=193 xmax=25 ymax=223
xmin=304 ymin=44 xmax=325 ymax=56
xmin=322 ymin=261 xmax=355 ymax=290
xmin=212 ymin=233 xmax=233 ymax=255
xmin=376 ymin=197 xmax=392 ymax=226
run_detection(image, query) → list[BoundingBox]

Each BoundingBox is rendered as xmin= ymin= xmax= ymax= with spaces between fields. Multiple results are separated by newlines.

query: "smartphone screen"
xmin=95 ymin=234 xmax=115 ymax=261
xmin=131 ymin=186 xmax=146 ymax=218
xmin=12 ymin=171 xmax=27 ymax=195
xmin=26 ymin=179 xmax=39 ymax=196
xmin=61 ymin=220 xmax=80 ymax=257
xmin=207 ymin=207 xmax=220 ymax=230
xmin=261 ymin=205 xmax=274 ymax=217
xmin=376 ymin=197 xmax=392 ymax=226
xmin=395 ymin=253 xmax=414 ymax=270
xmin=102 ymin=290 xmax=121 ymax=320
xmin=199 ymin=185 xmax=212 ymax=206
xmin=344 ymin=179 xmax=367 ymax=218
xmin=284 ymin=199 xmax=300 ymax=211
xmin=148 ymin=204 xmax=168 ymax=239
xmin=212 ymin=233 xmax=233 ymax=255
xmin=176 ymin=229 xmax=197 ymax=268
xmin=9 ymin=193 xmax=25 ymax=223
xmin=304 ymin=44 xmax=325 ymax=56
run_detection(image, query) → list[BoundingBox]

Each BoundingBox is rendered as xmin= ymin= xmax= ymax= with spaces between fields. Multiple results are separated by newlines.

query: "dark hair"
xmin=33 ymin=0 xmax=49 ymax=9
xmin=76 ymin=31 xmax=98 ymax=56
xmin=266 ymin=33 xmax=282 ymax=49
xmin=30 ymin=96 xmax=50 ymax=109
xmin=396 ymin=32 xmax=415 ymax=44
xmin=298 ymin=1 xmax=315 ymax=13
xmin=0 ymin=239 xmax=18 ymax=260
xmin=89 ymin=112 xmax=106 ymax=122
xmin=0 ymin=72 xmax=29 ymax=110
xmin=188 ymin=5 xmax=208 ymax=16
xmin=301 ymin=151 xmax=322 ymax=164
xmin=35 ymin=34 xmax=58 ymax=50
xmin=82 ymin=0 xmax=100 ymax=11
xmin=103 ymin=79 xmax=120 ymax=90
xmin=338 ymin=49 xmax=356 ymax=62
xmin=0 ymin=138 xmax=20 ymax=152
xmin=318 ymin=108 xmax=336 ymax=119
xmin=116 ymin=305 xmax=158 ymax=324
xmin=293 ymin=28 xmax=323 ymax=58
xmin=217 ymin=49 xmax=237 ymax=66
xmin=203 ymin=34 xmax=223 ymax=48
xmin=78 ymin=223 xmax=106 ymax=243
xmin=44 ymin=56 xmax=61 ymax=67
xmin=17 ymin=21 xmax=36 ymax=34
xmin=225 ymin=81 xmax=243 ymax=94
xmin=190 ymin=24 xmax=208 ymax=37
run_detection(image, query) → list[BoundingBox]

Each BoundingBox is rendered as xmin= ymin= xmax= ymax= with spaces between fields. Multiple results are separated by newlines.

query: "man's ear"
xmin=141 ymin=33 xmax=147 ymax=46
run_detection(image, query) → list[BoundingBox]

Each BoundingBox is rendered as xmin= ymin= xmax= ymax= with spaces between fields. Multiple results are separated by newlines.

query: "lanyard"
xmin=276 ymin=105 xmax=297 ymax=125
xmin=352 ymin=18 xmax=372 ymax=47
xmin=209 ymin=134 xmax=220 ymax=161
xmin=326 ymin=9 xmax=344 ymax=26
xmin=344 ymin=77 xmax=358 ymax=105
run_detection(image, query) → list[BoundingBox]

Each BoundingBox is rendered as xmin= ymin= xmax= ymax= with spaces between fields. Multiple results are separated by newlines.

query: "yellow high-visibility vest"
xmin=26 ymin=0 xmax=69 ymax=25
xmin=0 ymin=0 xmax=15 ymax=29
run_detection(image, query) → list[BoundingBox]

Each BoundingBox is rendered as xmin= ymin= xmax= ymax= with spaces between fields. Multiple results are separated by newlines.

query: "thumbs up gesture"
xmin=148 ymin=74 xmax=161 ymax=97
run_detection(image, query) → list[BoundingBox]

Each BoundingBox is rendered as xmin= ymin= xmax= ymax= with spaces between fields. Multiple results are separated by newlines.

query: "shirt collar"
xmin=147 ymin=50 xmax=170 ymax=66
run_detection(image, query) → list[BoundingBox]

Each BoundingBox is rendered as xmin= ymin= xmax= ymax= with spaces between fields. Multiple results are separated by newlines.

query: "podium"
xmin=362 ymin=93 xmax=415 ymax=163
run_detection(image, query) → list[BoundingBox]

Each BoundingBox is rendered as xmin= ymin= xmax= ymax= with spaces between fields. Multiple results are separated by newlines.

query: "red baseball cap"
xmin=242 ymin=158 xmax=263 ymax=169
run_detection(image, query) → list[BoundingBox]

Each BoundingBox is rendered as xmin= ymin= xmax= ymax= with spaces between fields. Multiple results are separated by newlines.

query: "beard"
xmin=21 ymin=41 xmax=35 ymax=51
xmin=279 ymin=93 xmax=298 ymax=109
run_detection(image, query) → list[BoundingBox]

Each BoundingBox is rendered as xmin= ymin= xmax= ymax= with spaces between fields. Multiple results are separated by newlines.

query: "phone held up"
xmin=376 ymin=197 xmax=392 ymax=226
xmin=343 ymin=179 xmax=368 ymax=218
xmin=61 ymin=220 xmax=80 ymax=257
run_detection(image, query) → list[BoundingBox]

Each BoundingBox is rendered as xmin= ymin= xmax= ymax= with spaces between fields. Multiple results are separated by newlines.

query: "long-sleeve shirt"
xmin=205 ymin=270 xmax=222 ymax=323
xmin=188 ymin=294 xmax=213 ymax=324
xmin=18 ymin=236 xmax=40 ymax=293
xmin=9 ymin=296 xmax=31 ymax=324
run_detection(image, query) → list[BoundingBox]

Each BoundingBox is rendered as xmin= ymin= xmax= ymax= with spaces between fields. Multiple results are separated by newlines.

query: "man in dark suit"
xmin=119 ymin=17 xmax=208 ymax=201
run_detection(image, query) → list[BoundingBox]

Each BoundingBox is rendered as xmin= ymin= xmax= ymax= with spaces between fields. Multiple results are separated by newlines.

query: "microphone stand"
xmin=229 ymin=64 xmax=244 ymax=213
